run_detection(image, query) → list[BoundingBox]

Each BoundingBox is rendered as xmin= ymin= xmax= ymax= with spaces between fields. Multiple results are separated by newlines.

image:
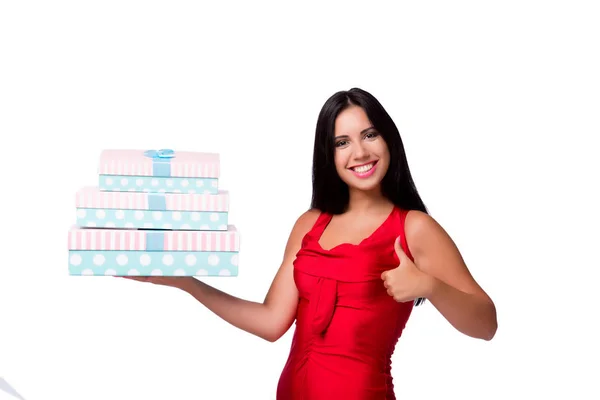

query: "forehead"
xmin=334 ymin=106 xmax=372 ymax=136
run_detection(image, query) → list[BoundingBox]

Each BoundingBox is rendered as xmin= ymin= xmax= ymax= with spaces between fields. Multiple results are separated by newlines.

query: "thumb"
xmin=394 ymin=236 xmax=406 ymax=260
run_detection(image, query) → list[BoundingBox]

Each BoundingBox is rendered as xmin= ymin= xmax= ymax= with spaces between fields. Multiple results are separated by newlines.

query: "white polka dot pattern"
xmin=98 ymin=174 xmax=219 ymax=194
xmin=68 ymin=250 xmax=239 ymax=277
xmin=75 ymin=208 xmax=229 ymax=232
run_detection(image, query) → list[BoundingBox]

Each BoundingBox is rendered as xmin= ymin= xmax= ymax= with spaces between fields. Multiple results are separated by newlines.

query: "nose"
xmin=353 ymin=141 xmax=368 ymax=160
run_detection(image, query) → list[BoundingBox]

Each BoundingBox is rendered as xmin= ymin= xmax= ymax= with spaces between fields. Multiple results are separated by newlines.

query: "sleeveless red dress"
xmin=276 ymin=206 xmax=415 ymax=399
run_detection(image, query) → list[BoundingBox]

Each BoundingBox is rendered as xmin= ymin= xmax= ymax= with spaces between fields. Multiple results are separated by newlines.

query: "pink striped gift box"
xmin=68 ymin=225 xmax=240 ymax=252
xmin=75 ymin=186 xmax=229 ymax=211
xmin=98 ymin=149 xmax=220 ymax=178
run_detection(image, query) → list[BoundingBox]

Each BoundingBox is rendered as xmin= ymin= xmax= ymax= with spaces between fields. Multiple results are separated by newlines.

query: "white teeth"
xmin=353 ymin=163 xmax=374 ymax=173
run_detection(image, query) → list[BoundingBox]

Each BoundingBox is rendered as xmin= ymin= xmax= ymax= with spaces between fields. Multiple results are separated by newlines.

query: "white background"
xmin=1 ymin=1 xmax=599 ymax=399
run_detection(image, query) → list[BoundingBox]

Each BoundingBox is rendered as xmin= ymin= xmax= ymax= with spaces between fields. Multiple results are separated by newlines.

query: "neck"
xmin=346 ymin=186 xmax=391 ymax=214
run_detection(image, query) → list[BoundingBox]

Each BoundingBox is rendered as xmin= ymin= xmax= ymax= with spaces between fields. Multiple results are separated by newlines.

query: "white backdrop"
xmin=1 ymin=1 xmax=598 ymax=399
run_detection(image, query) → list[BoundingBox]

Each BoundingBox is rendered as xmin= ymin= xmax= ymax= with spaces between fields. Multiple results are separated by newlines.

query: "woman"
xmin=124 ymin=88 xmax=498 ymax=399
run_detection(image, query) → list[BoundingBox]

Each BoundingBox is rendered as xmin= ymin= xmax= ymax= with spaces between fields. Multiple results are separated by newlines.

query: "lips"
xmin=350 ymin=160 xmax=377 ymax=172
xmin=349 ymin=160 xmax=378 ymax=178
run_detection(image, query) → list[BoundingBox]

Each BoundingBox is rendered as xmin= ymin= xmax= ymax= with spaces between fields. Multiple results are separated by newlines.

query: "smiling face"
xmin=333 ymin=105 xmax=390 ymax=193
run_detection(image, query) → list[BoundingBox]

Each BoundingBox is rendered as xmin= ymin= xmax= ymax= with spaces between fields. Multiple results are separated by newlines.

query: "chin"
xmin=351 ymin=182 xmax=383 ymax=192
xmin=342 ymin=174 xmax=384 ymax=193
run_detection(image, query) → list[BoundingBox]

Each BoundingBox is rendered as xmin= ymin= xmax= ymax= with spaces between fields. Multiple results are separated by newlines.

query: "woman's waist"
xmin=293 ymin=307 xmax=401 ymax=356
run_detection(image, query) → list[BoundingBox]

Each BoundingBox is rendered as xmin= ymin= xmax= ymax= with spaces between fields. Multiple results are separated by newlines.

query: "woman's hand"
xmin=117 ymin=276 xmax=196 ymax=290
xmin=381 ymin=236 xmax=436 ymax=303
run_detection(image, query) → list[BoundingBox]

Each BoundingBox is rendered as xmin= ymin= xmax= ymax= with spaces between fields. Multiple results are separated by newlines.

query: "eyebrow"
xmin=335 ymin=126 xmax=376 ymax=139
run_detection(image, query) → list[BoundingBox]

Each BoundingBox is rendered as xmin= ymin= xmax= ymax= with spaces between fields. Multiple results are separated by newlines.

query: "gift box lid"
xmin=98 ymin=149 xmax=220 ymax=178
xmin=68 ymin=225 xmax=240 ymax=252
xmin=75 ymin=186 xmax=229 ymax=211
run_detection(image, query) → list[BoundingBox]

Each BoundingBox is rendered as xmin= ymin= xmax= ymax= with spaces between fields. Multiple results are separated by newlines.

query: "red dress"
xmin=277 ymin=206 xmax=415 ymax=399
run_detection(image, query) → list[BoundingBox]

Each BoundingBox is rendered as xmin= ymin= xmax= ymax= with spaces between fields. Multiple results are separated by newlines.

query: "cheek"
xmin=378 ymin=160 xmax=390 ymax=177
xmin=334 ymin=151 xmax=347 ymax=172
xmin=377 ymin=154 xmax=390 ymax=173
xmin=376 ymin=145 xmax=390 ymax=168
xmin=379 ymin=154 xmax=390 ymax=168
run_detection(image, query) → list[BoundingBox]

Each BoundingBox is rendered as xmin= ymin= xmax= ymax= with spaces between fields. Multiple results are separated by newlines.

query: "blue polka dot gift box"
xmin=68 ymin=225 xmax=240 ymax=276
xmin=97 ymin=149 xmax=220 ymax=194
xmin=75 ymin=186 xmax=230 ymax=231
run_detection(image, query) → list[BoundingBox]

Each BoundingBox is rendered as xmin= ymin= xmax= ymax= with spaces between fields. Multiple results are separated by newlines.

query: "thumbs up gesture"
xmin=381 ymin=236 xmax=434 ymax=303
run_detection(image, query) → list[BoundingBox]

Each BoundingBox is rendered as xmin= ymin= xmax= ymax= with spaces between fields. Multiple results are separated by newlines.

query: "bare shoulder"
xmin=284 ymin=208 xmax=321 ymax=254
xmin=404 ymin=209 xmax=489 ymax=297
xmin=293 ymin=208 xmax=321 ymax=232
xmin=404 ymin=210 xmax=460 ymax=263
xmin=265 ymin=208 xmax=320 ymax=303
xmin=404 ymin=210 xmax=454 ymax=254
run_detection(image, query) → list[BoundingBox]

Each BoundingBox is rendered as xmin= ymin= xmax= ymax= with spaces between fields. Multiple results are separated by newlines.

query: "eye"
xmin=335 ymin=140 xmax=348 ymax=147
xmin=364 ymin=131 xmax=379 ymax=139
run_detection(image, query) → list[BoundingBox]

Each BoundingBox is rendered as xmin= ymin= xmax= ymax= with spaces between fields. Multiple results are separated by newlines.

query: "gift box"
xmin=67 ymin=225 xmax=240 ymax=276
xmin=98 ymin=149 xmax=220 ymax=194
xmin=75 ymin=186 xmax=229 ymax=230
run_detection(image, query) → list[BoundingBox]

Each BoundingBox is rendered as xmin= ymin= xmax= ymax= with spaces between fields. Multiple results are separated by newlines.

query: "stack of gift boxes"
xmin=67 ymin=149 xmax=240 ymax=277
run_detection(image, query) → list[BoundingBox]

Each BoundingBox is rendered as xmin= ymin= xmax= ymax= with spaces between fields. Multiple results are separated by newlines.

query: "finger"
xmin=121 ymin=276 xmax=148 ymax=282
xmin=394 ymin=236 xmax=406 ymax=260
xmin=381 ymin=271 xmax=387 ymax=280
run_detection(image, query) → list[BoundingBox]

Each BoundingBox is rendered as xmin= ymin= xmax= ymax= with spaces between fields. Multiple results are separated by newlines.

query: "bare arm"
xmin=406 ymin=210 xmax=498 ymax=340
xmin=175 ymin=209 xmax=320 ymax=342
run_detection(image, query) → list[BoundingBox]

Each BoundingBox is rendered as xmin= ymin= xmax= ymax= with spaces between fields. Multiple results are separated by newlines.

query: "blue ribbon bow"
xmin=144 ymin=149 xmax=175 ymax=159
xmin=143 ymin=149 xmax=175 ymax=176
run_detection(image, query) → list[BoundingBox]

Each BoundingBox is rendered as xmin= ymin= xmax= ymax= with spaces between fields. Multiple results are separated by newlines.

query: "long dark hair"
xmin=310 ymin=87 xmax=428 ymax=306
